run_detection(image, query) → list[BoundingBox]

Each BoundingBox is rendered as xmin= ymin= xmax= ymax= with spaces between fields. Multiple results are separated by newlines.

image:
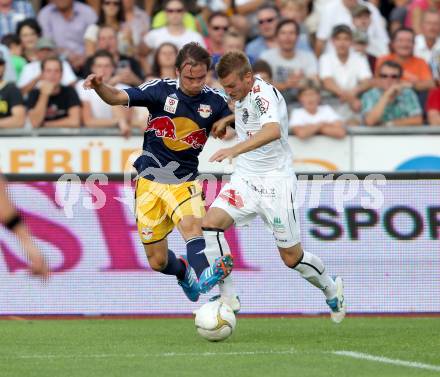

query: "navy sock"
xmin=161 ymin=249 xmax=186 ymax=280
xmin=186 ymin=237 xmax=209 ymax=278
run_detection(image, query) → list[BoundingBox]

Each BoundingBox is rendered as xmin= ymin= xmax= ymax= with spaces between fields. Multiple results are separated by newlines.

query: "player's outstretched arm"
xmin=210 ymin=122 xmax=281 ymax=162
xmin=83 ymin=73 xmax=129 ymax=106
xmin=0 ymin=177 xmax=49 ymax=279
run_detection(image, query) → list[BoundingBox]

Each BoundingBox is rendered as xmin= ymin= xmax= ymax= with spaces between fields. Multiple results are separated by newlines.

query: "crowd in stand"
xmin=0 ymin=0 xmax=439 ymax=138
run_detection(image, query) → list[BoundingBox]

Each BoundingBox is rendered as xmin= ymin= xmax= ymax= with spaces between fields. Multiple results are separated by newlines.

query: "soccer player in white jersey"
xmin=197 ymin=51 xmax=346 ymax=322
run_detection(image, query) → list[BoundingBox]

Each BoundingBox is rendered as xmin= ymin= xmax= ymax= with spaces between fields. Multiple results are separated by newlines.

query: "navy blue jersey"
xmin=125 ymin=78 xmax=231 ymax=183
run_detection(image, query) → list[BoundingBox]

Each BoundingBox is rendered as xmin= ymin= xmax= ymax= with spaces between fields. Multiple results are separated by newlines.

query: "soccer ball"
xmin=194 ymin=301 xmax=236 ymax=342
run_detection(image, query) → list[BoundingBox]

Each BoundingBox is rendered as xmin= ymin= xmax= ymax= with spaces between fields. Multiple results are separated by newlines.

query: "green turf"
xmin=1 ymin=317 xmax=439 ymax=377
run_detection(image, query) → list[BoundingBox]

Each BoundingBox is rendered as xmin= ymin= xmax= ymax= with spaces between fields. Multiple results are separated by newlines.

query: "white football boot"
xmin=326 ymin=276 xmax=346 ymax=323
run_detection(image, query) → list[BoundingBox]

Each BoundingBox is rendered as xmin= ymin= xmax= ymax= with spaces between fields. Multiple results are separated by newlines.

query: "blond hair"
xmin=216 ymin=50 xmax=252 ymax=79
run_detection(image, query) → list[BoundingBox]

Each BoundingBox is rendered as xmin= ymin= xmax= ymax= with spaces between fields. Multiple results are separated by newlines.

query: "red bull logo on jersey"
xmin=145 ymin=116 xmax=177 ymax=139
xmin=141 ymin=227 xmax=153 ymax=241
xmin=180 ymin=129 xmax=207 ymax=149
xmin=147 ymin=116 xmax=208 ymax=151
xmin=197 ymin=104 xmax=212 ymax=119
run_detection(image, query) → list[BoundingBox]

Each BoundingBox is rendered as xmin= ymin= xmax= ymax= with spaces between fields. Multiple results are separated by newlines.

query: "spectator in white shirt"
xmin=18 ymin=37 xmax=76 ymax=96
xmin=77 ymin=50 xmax=131 ymax=136
xmin=260 ymin=19 xmax=318 ymax=106
xmin=315 ymin=0 xmax=388 ymax=57
xmin=414 ymin=9 xmax=440 ymax=78
xmin=290 ymin=79 xmax=346 ymax=139
xmin=319 ymin=25 xmax=372 ymax=123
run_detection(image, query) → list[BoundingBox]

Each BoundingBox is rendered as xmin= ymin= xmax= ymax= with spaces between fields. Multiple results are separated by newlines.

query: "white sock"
xmin=203 ymin=228 xmax=237 ymax=299
xmin=293 ymin=251 xmax=337 ymax=300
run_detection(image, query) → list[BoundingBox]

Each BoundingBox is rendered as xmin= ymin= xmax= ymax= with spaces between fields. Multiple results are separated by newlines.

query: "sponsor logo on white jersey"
xmin=255 ymin=96 xmax=269 ymax=115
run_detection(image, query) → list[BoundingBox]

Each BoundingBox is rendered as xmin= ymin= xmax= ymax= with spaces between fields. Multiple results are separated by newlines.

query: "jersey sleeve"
xmin=6 ymin=84 xmax=24 ymax=108
xmin=252 ymin=85 xmax=281 ymax=127
xmin=216 ymin=93 xmax=232 ymax=120
xmin=123 ymin=79 xmax=162 ymax=107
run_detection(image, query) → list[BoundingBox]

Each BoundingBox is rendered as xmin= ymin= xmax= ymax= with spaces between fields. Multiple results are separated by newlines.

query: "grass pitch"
xmin=1 ymin=317 xmax=440 ymax=377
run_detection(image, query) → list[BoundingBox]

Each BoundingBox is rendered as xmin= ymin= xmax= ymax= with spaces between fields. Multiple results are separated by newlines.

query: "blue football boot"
xmin=198 ymin=254 xmax=234 ymax=294
xmin=177 ymin=256 xmax=200 ymax=302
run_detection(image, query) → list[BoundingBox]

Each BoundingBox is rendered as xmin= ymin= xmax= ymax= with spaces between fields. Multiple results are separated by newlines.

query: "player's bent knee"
xmin=178 ymin=216 xmax=202 ymax=239
xmin=279 ymin=243 xmax=303 ymax=268
xmin=145 ymin=244 xmax=168 ymax=272
xmin=202 ymin=208 xmax=232 ymax=229
xmin=148 ymin=257 xmax=168 ymax=272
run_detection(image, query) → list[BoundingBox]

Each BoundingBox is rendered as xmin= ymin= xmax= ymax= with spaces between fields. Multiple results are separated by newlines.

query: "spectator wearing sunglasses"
xmin=141 ymin=0 xmax=205 ymax=60
xmin=361 ymin=60 xmax=423 ymax=126
xmin=204 ymin=12 xmax=229 ymax=57
xmin=84 ymin=0 xmax=134 ymax=57
xmin=245 ymin=4 xmax=280 ymax=62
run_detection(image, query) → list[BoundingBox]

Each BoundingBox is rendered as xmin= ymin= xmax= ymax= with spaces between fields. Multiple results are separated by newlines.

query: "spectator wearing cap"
xmin=27 ymin=57 xmax=81 ymax=128
xmin=414 ymin=10 xmax=440 ymax=78
xmin=18 ymin=37 xmax=77 ymax=96
xmin=352 ymin=30 xmax=376 ymax=72
xmin=260 ymin=19 xmax=318 ymax=106
xmin=315 ymin=0 xmax=388 ymax=57
xmin=0 ymin=0 xmax=34 ymax=38
xmin=362 ymin=60 xmax=423 ymax=126
xmin=76 ymin=50 xmax=131 ymax=136
xmin=38 ymin=0 xmax=97 ymax=72
xmin=0 ymin=51 xmax=25 ymax=128
xmin=245 ymin=5 xmax=280 ymax=62
xmin=351 ymin=4 xmax=389 ymax=57
xmin=376 ymin=28 xmax=435 ymax=92
xmin=289 ymin=79 xmax=346 ymax=139
xmin=319 ymin=25 xmax=372 ymax=123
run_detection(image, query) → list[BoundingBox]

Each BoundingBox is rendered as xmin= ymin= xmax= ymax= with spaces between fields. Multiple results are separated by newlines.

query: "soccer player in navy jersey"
xmin=84 ymin=42 xmax=233 ymax=302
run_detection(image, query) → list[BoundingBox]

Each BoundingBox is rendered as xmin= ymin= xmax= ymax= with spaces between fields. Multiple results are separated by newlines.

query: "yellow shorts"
xmin=135 ymin=178 xmax=206 ymax=244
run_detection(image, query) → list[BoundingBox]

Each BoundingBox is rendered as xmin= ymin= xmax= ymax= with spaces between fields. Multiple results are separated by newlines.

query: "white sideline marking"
xmin=6 ymin=349 xmax=296 ymax=360
xmin=333 ymin=351 xmax=440 ymax=372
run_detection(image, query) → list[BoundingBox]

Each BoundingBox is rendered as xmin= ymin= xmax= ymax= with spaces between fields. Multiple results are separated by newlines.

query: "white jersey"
xmin=234 ymin=76 xmax=293 ymax=176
